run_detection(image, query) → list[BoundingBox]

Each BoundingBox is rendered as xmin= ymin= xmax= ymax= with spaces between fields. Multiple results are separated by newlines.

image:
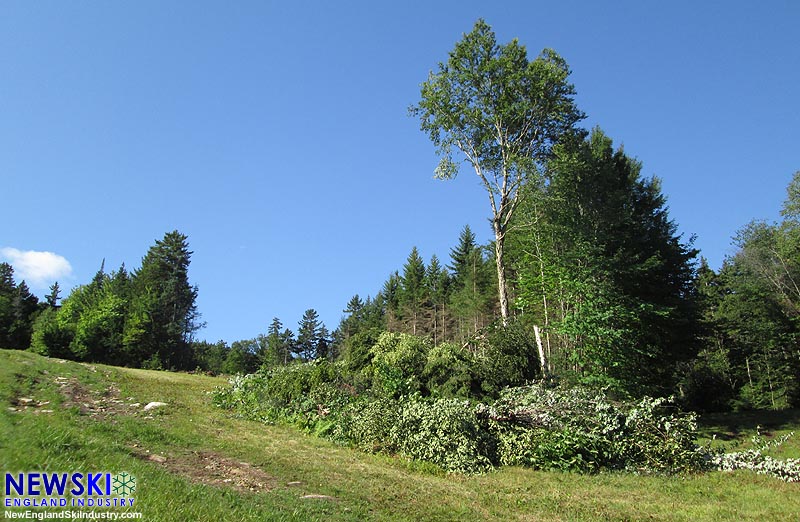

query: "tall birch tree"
xmin=411 ymin=19 xmax=583 ymax=322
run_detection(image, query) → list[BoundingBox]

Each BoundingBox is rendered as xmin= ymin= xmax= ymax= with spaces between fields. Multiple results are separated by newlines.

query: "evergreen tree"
xmin=512 ymin=128 xmax=699 ymax=394
xmin=340 ymin=295 xmax=365 ymax=339
xmin=0 ymin=264 xmax=41 ymax=350
xmin=45 ymin=281 xmax=62 ymax=308
xmin=317 ymin=325 xmax=332 ymax=360
xmin=127 ymin=231 xmax=202 ymax=369
xmin=399 ymin=247 xmax=427 ymax=335
xmin=425 ymin=254 xmax=451 ymax=344
xmin=297 ymin=308 xmax=323 ymax=360
xmin=382 ymin=272 xmax=402 ymax=331
xmin=263 ymin=317 xmax=295 ymax=365
xmin=450 ymin=244 xmax=496 ymax=341
xmin=0 ymin=263 xmax=16 ymax=347
xmin=10 ymin=281 xmax=39 ymax=349
xmin=694 ymin=176 xmax=800 ymax=409
xmin=449 ymin=225 xmax=477 ymax=289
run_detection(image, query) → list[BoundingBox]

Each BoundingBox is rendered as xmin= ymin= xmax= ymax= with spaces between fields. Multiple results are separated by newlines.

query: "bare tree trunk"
xmin=493 ymin=221 xmax=510 ymax=324
xmin=534 ymin=324 xmax=548 ymax=377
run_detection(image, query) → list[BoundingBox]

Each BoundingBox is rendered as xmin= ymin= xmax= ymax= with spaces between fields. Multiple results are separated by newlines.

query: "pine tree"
xmin=450 ymin=245 xmax=495 ymax=340
xmin=399 ymin=247 xmax=427 ymax=335
xmin=10 ymin=281 xmax=39 ymax=349
xmin=0 ymin=263 xmax=16 ymax=347
xmin=127 ymin=231 xmax=202 ymax=369
xmin=45 ymin=281 xmax=62 ymax=308
xmin=513 ymin=128 xmax=699 ymax=394
xmin=317 ymin=325 xmax=332 ymax=360
xmin=297 ymin=308 xmax=323 ymax=360
xmin=425 ymin=254 xmax=450 ymax=344
xmin=264 ymin=317 xmax=294 ymax=365
xmin=341 ymin=295 xmax=365 ymax=339
xmin=449 ymin=225 xmax=477 ymax=289
xmin=382 ymin=272 xmax=402 ymax=331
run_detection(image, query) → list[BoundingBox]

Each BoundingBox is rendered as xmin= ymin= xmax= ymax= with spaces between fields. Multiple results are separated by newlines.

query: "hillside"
xmin=1 ymin=349 xmax=798 ymax=521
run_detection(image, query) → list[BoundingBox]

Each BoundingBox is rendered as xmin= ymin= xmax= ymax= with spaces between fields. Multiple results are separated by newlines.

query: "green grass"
xmin=1 ymin=349 xmax=798 ymax=521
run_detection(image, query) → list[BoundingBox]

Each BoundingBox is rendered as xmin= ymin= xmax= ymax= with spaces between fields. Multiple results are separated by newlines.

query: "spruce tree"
xmin=513 ymin=128 xmax=699 ymax=394
xmin=399 ymin=247 xmax=427 ymax=335
xmin=425 ymin=255 xmax=450 ymax=344
xmin=449 ymin=225 xmax=477 ymax=289
xmin=45 ymin=281 xmax=62 ymax=308
xmin=265 ymin=317 xmax=294 ymax=365
xmin=10 ymin=281 xmax=39 ymax=349
xmin=127 ymin=231 xmax=202 ymax=369
xmin=297 ymin=308 xmax=323 ymax=360
xmin=0 ymin=263 xmax=16 ymax=347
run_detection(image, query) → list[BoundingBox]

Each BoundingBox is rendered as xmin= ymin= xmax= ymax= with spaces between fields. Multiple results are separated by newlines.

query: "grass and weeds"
xmin=1 ymin=349 xmax=798 ymax=521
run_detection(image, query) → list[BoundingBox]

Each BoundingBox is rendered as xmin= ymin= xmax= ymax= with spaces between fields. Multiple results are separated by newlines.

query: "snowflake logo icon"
xmin=112 ymin=472 xmax=136 ymax=497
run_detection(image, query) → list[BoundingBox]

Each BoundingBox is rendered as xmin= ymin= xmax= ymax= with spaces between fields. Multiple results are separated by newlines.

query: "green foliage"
xmin=30 ymin=307 xmax=74 ymax=358
xmin=683 ymin=173 xmax=800 ymax=410
xmin=213 ymin=360 xmax=353 ymax=427
xmin=474 ymin=320 xmax=541 ymax=396
xmin=489 ymin=384 xmax=707 ymax=474
xmin=27 ymin=231 xmax=203 ymax=371
xmin=297 ymin=308 xmax=329 ymax=360
xmin=369 ymin=332 xmax=430 ymax=397
xmin=130 ymin=230 xmax=202 ymax=370
xmin=222 ymin=339 xmax=260 ymax=374
xmin=261 ymin=317 xmax=295 ymax=367
xmin=411 ymin=19 xmax=584 ymax=320
xmin=0 ymin=263 xmax=41 ymax=350
xmin=510 ymin=128 xmax=699 ymax=395
xmin=191 ymin=339 xmax=229 ymax=374
xmin=423 ymin=342 xmax=476 ymax=398
xmin=389 ymin=398 xmax=494 ymax=474
xmin=398 ymin=247 xmax=427 ymax=335
xmin=332 ymin=397 xmax=400 ymax=453
xmin=215 ymin=365 xmax=709 ymax=476
xmin=449 ymin=242 xmax=496 ymax=342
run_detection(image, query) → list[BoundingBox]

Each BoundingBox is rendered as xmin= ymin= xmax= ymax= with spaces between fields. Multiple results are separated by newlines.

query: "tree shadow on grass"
xmin=697 ymin=408 xmax=800 ymax=441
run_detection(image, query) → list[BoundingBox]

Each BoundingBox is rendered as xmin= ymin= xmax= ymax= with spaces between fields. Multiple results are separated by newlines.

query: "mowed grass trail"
xmin=1 ymin=349 xmax=797 ymax=521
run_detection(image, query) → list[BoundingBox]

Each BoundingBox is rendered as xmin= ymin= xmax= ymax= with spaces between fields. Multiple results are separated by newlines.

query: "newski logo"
xmin=4 ymin=472 xmax=136 ymax=508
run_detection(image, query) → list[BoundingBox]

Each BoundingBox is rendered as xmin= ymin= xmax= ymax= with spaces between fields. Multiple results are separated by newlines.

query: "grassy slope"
xmin=1 ymin=349 xmax=797 ymax=521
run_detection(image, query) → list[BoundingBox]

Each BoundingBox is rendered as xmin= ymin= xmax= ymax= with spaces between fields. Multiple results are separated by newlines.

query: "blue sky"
xmin=1 ymin=1 xmax=798 ymax=343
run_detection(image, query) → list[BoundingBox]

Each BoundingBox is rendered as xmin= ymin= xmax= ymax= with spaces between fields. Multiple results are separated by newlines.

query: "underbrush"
xmin=209 ymin=360 xmax=800 ymax=479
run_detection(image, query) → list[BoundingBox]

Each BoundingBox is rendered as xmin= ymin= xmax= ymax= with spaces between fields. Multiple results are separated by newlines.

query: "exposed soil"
xmin=56 ymin=375 xmax=135 ymax=418
xmin=133 ymin=449 xmax=276 ymax=493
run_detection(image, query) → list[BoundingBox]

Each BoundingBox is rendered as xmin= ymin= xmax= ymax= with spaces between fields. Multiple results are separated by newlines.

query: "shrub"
xmin=422 ymin=342 xmax=477 ymax=398
xmin=332 ymin=397 xmax=400 ymax=453
xmin=488 ymin=384 xmax=706 ymax=474
xmin=214 ymin=369 xmax=719 ymax=477
xmin=211 ymin=360 xmax=353 ymax=426
xmin=369 ymin=332 xmax=430 ymax=397
xmin=677 ymin=349 xmax=735 ymax=412
xmin=474 ymin=321 xmax=541 ymax=397
xmin=389 ymin=398 xmax=494 ymax=474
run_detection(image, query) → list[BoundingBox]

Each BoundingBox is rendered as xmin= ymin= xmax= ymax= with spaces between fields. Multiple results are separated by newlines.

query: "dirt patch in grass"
xmin=134 ymin=449 xmax=276 ymax=493
xmin=56 ymin=375 xmax=136 ymax=418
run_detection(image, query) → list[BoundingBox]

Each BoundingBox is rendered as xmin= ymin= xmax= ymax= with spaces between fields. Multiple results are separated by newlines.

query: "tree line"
xmin=19 ymin=231 xmax=203 ymax=370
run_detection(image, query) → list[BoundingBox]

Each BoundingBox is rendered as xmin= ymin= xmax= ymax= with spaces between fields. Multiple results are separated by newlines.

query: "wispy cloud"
xmin=0 ymin=247 xmax=73 ymax=289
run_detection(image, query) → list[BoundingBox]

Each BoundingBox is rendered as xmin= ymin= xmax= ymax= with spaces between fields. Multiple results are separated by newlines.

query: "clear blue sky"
xmin=2 ymin=1 xmax=798 ymax=343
